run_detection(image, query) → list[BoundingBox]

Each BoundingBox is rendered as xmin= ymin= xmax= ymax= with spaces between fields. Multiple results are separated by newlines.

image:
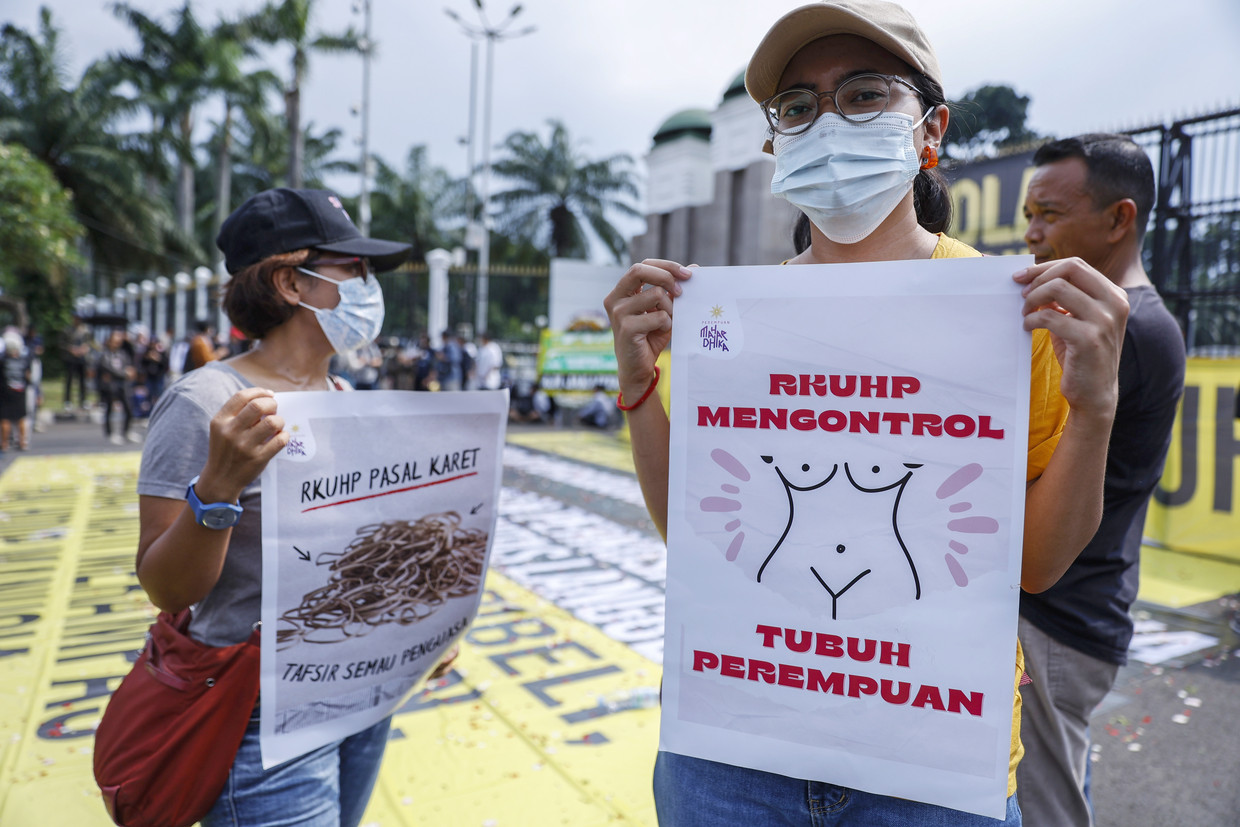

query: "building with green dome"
xmin=631 ymin=70 xmax=799 ymax=266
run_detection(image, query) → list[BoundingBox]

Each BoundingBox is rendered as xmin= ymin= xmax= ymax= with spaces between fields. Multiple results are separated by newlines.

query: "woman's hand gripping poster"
xmin=258 ymin=389 xmax=508 ymax=768
xmin=663 ymin=256 xmax=1035 ymax=819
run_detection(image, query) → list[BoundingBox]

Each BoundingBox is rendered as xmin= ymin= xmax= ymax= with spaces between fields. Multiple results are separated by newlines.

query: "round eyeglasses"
xmin=305 ymin=255 xmax=372 ymax=281
xmin=761 ymin=73 xmax=924 ymax=136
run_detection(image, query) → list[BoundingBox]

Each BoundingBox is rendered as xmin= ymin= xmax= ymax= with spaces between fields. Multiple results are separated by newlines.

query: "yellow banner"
xmin=0 ymin=454 xmax=659 ymax=826
xmin=1139 ymin=358 xmax=1240 ymax=606
xmin=1145 ymin=358 xmax=1240 ymax=554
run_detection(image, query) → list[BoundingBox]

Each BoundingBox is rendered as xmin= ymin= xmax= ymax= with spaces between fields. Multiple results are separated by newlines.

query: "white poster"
xmin=662 ymin=257 xmax=1034 ymax=818
xmin=259 ymin=390 xmax=508 ymax=768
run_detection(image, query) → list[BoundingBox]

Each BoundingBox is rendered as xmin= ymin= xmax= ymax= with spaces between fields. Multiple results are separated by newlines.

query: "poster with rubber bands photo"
xmin=259 ymin=389 xmax=508 ymax=768
xmin=662 ymin=256 xmax=1034 ymax=819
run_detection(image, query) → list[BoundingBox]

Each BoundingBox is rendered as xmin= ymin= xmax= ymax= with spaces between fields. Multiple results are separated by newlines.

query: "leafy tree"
xmin=0 ymin=7 xmax=175 ymax=291
xmin=365 ymin=146 xmax=466 ymax=262
xmin=488 ymin=231 xmax=551 ymax=268
xmin=244 ymin=0 xmax=360 ymax=188
xmin=110 ymin=1 xmax=221 ymax=239
xmin=490 ymin=119 xmax=641 ymax=261
xmin=199 ymin=21 xmax=281 ymax=268
xmin=203 ymin=104 xmax=349 ymax=211
xmin=0 ymin=142 xmax=83 ymax=345
xmin=944 ymin=84 xmax=1041 ymax=161
xmin=197 ymin=110 xmax=352 ymax=265
xmin=1178 ymin=214 xmax=1240 ymax=349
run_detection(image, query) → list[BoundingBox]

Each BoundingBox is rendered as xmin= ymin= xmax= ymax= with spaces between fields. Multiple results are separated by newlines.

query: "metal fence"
xmin=946 ymin=106 xmax=1240 ymax=356
xmin=377 ymin=263 xmax=549 ymax=344
xmin=1129 ymin=107 xmax=1240 ymax=355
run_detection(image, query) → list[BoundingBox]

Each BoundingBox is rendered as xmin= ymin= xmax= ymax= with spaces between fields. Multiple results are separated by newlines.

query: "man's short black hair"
xmin=1032 ymin=133 xmax=1155 ymax=239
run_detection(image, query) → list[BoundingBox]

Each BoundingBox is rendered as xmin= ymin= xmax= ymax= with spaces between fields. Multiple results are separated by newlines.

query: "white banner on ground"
xmin=259 ymin=389 xmax=508 ymax=768
xmin=662 ymin=257 xmax=1033 ymax=818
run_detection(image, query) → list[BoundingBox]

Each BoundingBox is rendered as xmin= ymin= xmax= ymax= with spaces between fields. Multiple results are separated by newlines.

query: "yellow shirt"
xmin=932 ymin=233 xmax=1068 ymax=795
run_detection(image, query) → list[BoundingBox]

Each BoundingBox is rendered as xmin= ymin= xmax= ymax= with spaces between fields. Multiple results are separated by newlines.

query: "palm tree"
xmin=214 ymin=105 xmax=353 ymax=203
xmin=200 ymin=21 xmax=281 ymax=268
xmin=0 ymin=7 xmax=174 ymax=291
xmin=245 ymin=0 xmax=360 ymax=188
xmin=110 ymin=1 xmax=224 ymax=240
xmin=366 ymin=146 xmax=466 ymax=261
xmin=489 ymin=119 xmax=641 ymax=262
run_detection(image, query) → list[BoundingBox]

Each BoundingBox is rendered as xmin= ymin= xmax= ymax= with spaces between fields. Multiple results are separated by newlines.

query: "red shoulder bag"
xmin=94 ymin=609 xmax=260 ymax=827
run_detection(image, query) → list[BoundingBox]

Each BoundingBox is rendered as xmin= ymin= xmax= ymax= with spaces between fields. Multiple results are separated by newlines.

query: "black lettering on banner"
xmin=466 ymin=617 xmax=556 ymax=647
xmin=39 ymin=676 xmax=121 ymax=738
xmin=522 ymin=665 xmax=623 ymax=707
xmin=57 ymin=646 xmax=144 ymax=665
xmin=46 ymin=675 xmax=119 ymax=709
xmin=0 ymin=608 xmax=42 ymax=659
xmin=1214 ymin=385 xmax=1237 ymax=512
xmin=59 ymin=623 xmax=149 ymax=646
xmin=470 ymin=589 xmax=526 ymax=622
xmin=394 ymin=669 xmax=482 ymax=715
xmin=0 ymin=581 xmax=52 ymax=599
xmin=1156 ymin=386 xmax=1197 ymax=507
xmin=489 ymin=641 xmax=601 ymax=676
xmin=475 ymin=600 xmax=524 ymax=619
xmin=560 ymin=704 xmax=620 ymax=724
xmin=0 ymin=612 xmax=40 ymax=631
xmin=393 ymin=584 xmax=642 ymax=749
xmin=38 ymin=707 xmax=100 ymax=740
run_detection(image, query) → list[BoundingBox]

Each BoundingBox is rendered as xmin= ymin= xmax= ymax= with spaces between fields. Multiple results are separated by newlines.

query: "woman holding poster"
xmin=604 ymin=1 xmax=1129 ymax=824
xmin=132 ymin=188 xmax=436 ymax=827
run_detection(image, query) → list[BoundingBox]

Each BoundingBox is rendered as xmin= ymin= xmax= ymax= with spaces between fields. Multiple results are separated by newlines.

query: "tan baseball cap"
xmin=744 ymin=0 xmax=943 ymax=104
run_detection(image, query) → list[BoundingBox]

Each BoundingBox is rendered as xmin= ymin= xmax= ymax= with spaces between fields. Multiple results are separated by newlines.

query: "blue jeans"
xmin=654 ymin=751 xmax=1021 ymax=826
xmin=202 ymin=711 xmax=392 ymax=827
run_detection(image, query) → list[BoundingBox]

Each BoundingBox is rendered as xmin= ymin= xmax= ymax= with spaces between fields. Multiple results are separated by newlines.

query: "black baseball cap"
xmin=216 ymin=188 xmax=412 ymax=274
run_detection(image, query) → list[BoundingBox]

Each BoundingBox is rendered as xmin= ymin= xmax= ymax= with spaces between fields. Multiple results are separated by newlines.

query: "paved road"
xmin=10 ymin=410 xmax=1240 ymax=826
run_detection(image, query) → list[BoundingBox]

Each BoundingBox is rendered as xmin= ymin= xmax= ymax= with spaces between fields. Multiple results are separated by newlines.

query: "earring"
xmin=920 ymin=146 xmax=939 ymax=170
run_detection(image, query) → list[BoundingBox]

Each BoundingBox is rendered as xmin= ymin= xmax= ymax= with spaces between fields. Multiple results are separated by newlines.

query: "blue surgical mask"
xmin=771 ymin=109 xmax=931 ymax=244
xmin=297 ymin=268 xmax=385 ymax=354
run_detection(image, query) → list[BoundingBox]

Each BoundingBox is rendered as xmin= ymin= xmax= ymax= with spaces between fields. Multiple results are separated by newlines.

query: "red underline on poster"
xmin=300 ymin=472 xmax=479 ymax=512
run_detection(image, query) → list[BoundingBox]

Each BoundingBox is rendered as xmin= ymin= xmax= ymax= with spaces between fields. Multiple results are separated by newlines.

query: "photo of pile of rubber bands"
xmin=277 ymin=512 xmax=487 ymax=649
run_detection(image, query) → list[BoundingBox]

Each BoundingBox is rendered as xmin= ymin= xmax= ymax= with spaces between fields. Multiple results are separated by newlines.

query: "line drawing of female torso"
xmin=756 ymin=457 xmax=922 ymax=620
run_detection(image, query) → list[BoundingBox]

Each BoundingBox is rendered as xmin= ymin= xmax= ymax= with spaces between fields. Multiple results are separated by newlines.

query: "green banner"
xmin=537 ymin=330 xmax=619 ymax=395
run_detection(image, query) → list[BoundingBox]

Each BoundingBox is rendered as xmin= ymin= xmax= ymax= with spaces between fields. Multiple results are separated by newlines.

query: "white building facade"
xmin=631 ymin=71 xmax=801 ymax=267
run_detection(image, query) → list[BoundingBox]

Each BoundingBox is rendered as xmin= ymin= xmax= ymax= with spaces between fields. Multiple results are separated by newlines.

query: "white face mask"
xmin=770 ymin=109 xmax=931 ymax=245
xmin=297 ymin=268 xmax=385 ymax=354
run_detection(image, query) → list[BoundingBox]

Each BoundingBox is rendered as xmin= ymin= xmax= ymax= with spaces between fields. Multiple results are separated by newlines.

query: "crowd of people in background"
xmin=0 ymin=324 xmax=43 ymax=452
xmin=48 ymin=318 xmax=582 ymax=450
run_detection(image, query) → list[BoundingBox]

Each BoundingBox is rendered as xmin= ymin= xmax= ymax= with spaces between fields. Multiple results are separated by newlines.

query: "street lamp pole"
xmin=357 ymin=0 xmax=373 ymax=236
xmin=445 ymin=2 xmax=535 ymax=337
xmin=463 ymin=39 xmax=478 ymax=244
xmin=476 ymin=32 xmax=496 ymax=339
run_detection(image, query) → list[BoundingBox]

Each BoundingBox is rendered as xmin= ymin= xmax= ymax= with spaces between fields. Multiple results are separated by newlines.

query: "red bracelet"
xmin=616 ymin=366 xmax=661 ymax=411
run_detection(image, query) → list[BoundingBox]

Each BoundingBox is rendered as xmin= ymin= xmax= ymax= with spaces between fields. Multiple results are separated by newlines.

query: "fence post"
xmin=217 ymin=270 xmax=231 ymax=342
xmin=194 ymin=266 xmax=212 ymax=326
xmin=126 ymin=283 xmax=140 ymax=323
xmin=426 ymin=248 xmax=451 ymax=350
xmin=155 ymin=276 xmax=170 ymax=338
xmin=140 ymin=279 xmax=155 ymax=333
xmin=173 ymin=271 xmax=191 ymax=340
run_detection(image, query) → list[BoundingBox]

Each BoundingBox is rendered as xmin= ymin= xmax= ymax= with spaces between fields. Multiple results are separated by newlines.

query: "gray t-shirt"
xmin=137 ymin=361 xmax=261 ymax=646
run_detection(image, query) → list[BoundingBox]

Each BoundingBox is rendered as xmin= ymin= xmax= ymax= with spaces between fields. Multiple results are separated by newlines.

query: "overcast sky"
xmin=8 ymin=0 xmax=1240 ymax=208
